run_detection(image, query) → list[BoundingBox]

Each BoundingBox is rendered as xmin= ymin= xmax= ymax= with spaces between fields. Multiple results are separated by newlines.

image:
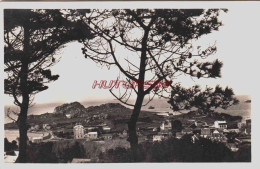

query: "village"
xmin=4 ymin=102 xmax=252 ymax=163
xmin=4 ymin=100 xmax=252 ymax=163
xmin=25 ymin=113 xmax=251 ymax=153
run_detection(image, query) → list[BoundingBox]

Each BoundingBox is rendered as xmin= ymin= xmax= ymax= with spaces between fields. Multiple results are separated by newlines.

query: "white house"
xmin=214 ymin=121 xmax=227 ymax=129
xmin=201 ymin=128 xmax=211 ymax=138
xmin=213 ymin=129 xmax=220 ymax=135
xmin=102 ymin=126 xmax=111 ymax=133
xmin=156 ymin=112 xmax=169 ymax=117
xmin=31 ymin=137 xmax=43 ymax=143
xmin=73 ymin=124 xmax=84 ymax=139
xmin=85 ymin=131 xmax=98 ymax=140
xmin=160 ymin=120 xmax=172 ymax=131
xmin=153 ymin=135 xmax=164 ymax=142
xmin=66 ymin=114 xmax=72 ymax=119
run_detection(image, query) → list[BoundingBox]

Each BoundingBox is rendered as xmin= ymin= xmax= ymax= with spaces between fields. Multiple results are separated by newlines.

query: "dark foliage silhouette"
xmin=4 ymin=138 xmax=18 ymax=152
xmin=100 ymin=136 xmax=235 ymax=162
xmin=4 ymin=9 xmax=93 ymax=162
xmin=72 ymin=9 xmax=234 ymax=159
xmin=171 ymin=120 xmax=182 ymax=136
xmin=168 ymin=84 xmax=239 ymax=114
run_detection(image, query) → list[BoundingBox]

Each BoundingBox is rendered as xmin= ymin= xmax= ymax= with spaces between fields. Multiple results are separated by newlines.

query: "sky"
xmin=4 ymin=7 xmax=260 ymax=105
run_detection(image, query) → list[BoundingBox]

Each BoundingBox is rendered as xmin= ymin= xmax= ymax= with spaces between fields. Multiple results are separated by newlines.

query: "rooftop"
xmin=215 ymin=121 xmax=227 ymax=124
xmin=87 ymin=132 xmax=98 ymax=134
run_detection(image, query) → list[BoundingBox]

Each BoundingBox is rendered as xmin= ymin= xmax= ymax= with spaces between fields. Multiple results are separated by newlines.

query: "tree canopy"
xmin=4 ymin=9 xmax=93 ymax=105
xmin=168 ymin=84 xmax=239 ymax=114
xmin=72 ymin=9 xmax=235 ymax=158
xmin=4 ymin=9 xmax=93 ymax=162
xmin=76 ymin=9 xmax=227 ymax=105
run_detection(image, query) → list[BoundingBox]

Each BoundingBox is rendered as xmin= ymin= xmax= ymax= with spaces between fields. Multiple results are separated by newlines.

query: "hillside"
xmin=4 ymin=102 xmax=166 ymax=131
xmin=5 ymin=101 xmax=243 ymax=131
xmin=54 ymin=102 xmax=86 ymax=117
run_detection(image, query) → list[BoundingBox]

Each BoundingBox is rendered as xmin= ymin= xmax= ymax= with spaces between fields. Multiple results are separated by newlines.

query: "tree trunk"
xmin=127 ymin=93 xmax=144 ymax=161
xmin=16 ymin=105 xmax=29 ymax=163
xmin=16 ymin=23 xmax=30 ymax=163
xmin=15 ymin=63 xmax=30 ymax=163
xmin=127 ymin=27 xmax=149 ymax=161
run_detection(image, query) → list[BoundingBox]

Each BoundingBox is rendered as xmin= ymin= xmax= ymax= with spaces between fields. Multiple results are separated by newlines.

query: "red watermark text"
xmin=92 ymin=80 xmax=171 ymax=89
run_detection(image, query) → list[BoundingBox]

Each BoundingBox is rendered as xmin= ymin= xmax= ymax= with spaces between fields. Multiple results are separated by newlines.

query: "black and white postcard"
xmin=1 ymin=1 xmax=260 ymax=169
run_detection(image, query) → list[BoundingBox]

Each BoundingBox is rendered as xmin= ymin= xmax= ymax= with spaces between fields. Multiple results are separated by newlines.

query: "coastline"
xmin=4 ymin=95 xmax=251 ymax=124
xmin=5 ymin=129 xmax=49 ymax=142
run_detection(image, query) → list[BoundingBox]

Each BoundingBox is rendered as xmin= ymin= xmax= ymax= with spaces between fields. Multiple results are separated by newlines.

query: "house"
xmin=153 ymin=135 xmax=164 ymax=142
xmin=102 ymin=133 xmax=113 ymax=140
xmin=43 ymin=124 xmax=51 ymax=130
xmin=119 ymin=130 xmax=128 ymax=138
xmin=211 ymin=130 xmax=227 ymax=143
xmin=85 ymin=131 xmax=98 ymax=140
xmin=160 ymin=120 xmax=172 ymax=131
xmin=182 ymin=128 xmax=193 ymax=135
xmin=176 ymin=132 xmax=183 ymax=139
xmin=102 ymin=126 xmax=111 ymax=133
xmin=214 ymin=121 xmax=227 ymax=129
xmin=201 ymin=128 xmax=211 ymax=138
xmin=85 ymin=126 xmax=97 ymax=132
xmin=31 ymin=137 xmax=43 ymax=143
xmin=73 ymin=124 xmax=84 ymax=139
xmin=160 ymin=121 xmax=165 ymax=131
xmin=156 ymin=112 xmax=169 ymax=117
xmin=223 ymin=129 xmax=230 ymax=134
xmin=65 ymin=114 xmax=72 ymax=119
xmin=212 ymin=130 xmax=221 ymax=140
xmin=31 ymin=124 xmax=40 ymax=130
xmin=195 ymin=121 xmax=207 ymax=128
xmin=71 ymin=158 xmax=91 ymax=163
xmin=226 ymin=143 xmax=239 ymax=152
xmin=212 ymin=129 xmax=220 ymax=136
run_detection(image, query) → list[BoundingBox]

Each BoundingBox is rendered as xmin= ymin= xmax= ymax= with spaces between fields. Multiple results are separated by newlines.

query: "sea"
xmin=4 ymin=130 xmax=49 ymax=142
